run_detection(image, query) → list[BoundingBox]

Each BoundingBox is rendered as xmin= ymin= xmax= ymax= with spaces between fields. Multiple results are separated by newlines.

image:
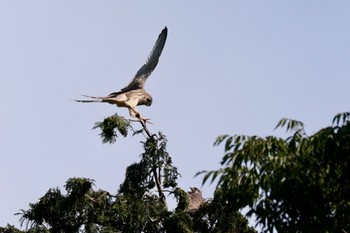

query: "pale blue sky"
xmin=1 ymin=1 xmax=350 ymax=230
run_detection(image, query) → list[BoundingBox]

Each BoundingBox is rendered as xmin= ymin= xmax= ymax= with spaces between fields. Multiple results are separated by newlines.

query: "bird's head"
xmin=145 ymin=95 xmax=153 ymax=106
xmin=189 ymin=187 xmax=202 ymax=194
xmin=140 ymin=93 xmax=153 ymax=107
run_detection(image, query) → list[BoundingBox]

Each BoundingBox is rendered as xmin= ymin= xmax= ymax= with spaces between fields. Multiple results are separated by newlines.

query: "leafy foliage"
xmin=17 ymin=130 xmax=181 ymax=232
xmin=5 ymin=115 xmax=255 ymax=232
xmin=92 ymin=115 xmax=131 ymax=143
xmin=18 ymin=178 xmax=112 ymax=232
xmin=0 ymin=224 xmax=25 ymax=233
xmin=201 ymin=113 xmax=350 ymax=232
xmin=172 ymin=187 xmax=189 ymax=212
xmin=192 ymin=189 xmax=256 ymax=233
xmin=18 ymin=177 xmax=168 ymax=232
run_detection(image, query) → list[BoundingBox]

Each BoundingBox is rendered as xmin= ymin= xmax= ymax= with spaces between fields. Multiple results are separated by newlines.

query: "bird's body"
xmin=79 ymin=89 xmax=152 ymax=118
xmin=188 ymin=187 xmax=205 ymax=211
xmin=75 ymin=27 xmax=168 ymax=122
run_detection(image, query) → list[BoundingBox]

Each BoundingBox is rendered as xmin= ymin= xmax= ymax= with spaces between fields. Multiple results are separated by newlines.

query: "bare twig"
xmin=139 ymin=119 xmax=153 ymax=139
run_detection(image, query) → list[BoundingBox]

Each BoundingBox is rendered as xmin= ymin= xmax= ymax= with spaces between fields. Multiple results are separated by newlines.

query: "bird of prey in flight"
xmin=75 ymin=27 xmax=168 ymax=123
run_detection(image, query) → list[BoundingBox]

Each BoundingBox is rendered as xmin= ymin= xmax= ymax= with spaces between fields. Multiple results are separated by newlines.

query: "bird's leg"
xmin=129 ymin=107 xmax=152 ymax=124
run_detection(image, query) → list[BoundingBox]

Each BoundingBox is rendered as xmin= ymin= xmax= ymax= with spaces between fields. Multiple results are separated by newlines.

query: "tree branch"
xmin=138 ymin=120 xmax=166 ymax=206
xmin=139 ymin=120 xmax=153 ymax=139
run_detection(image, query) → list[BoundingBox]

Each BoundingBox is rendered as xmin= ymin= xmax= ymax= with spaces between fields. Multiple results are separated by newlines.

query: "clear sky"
xmin=1 ymin=1 xmax=350 ymax=230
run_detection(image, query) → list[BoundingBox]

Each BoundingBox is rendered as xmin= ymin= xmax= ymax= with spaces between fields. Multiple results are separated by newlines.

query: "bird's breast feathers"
xmin=102 ymin=90 xmax=147 ymax=108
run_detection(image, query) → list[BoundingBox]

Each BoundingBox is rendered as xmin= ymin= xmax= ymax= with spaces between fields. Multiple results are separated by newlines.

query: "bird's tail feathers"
xmin=81 ymin=94 xmax=104 ymax=99
xmin=74 ymin=94 xmax=104 ymax=103
xmin=75 ymin=99 xmax=101 ymax=103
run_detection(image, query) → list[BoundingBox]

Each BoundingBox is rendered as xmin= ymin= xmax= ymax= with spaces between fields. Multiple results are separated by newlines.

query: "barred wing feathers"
xmin=120 ymin=27 xmax=168 ymax=93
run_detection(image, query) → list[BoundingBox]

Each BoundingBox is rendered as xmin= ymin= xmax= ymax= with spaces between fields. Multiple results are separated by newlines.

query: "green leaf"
xmin=332 ymin=112 xmax=350 ymax=126
xmin=214 ymin=135 xmax=229 ymax=147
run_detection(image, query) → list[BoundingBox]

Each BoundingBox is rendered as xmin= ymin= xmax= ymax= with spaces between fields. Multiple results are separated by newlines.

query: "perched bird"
xmin=188 ymin=187 xmax=205 ymax=210
xmin=75 ymin=27 xmax=168 ymax=123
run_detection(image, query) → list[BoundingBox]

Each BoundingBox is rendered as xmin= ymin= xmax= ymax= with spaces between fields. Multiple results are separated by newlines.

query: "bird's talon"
xmin=141 ymin=118 xmax=153 ymax=124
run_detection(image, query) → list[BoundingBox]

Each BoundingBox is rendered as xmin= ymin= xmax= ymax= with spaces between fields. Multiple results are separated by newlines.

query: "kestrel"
xmin=188 ymin=187 xmax=205 ymax=211
xmin=75 ymin=27 xmax=168 ymax=123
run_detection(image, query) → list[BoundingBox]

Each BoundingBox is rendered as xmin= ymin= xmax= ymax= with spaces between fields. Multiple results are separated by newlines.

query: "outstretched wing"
xmin=120 ymin=26 xmax=168 ymax=92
